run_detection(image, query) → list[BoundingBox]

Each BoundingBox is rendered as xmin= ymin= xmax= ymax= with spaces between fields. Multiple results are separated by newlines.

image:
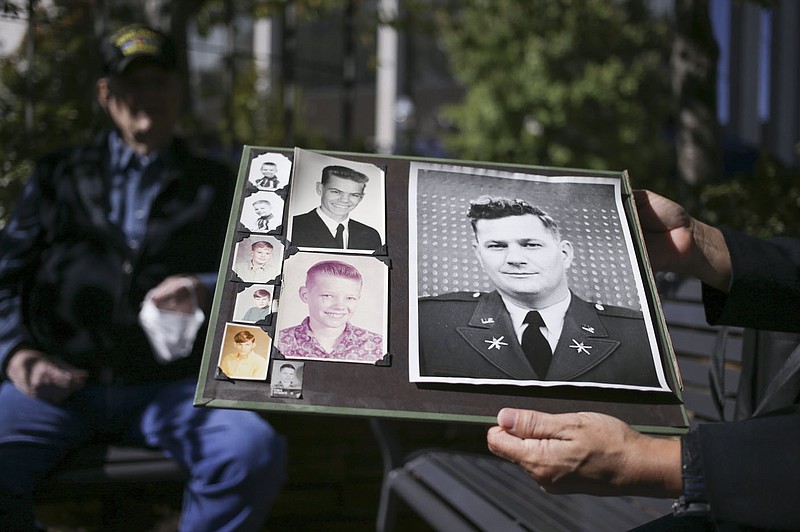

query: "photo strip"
xmin=408 ymin=162 xmax=668 ymax=392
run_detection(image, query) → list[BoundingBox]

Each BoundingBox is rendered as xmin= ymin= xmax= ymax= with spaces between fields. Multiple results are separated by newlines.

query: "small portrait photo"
xmin=269 ymin=361 xmax=304 ymax=399
xmin=286 ymin=148 xmax=386 ymax=254
xmin=217 ymin=324 xmax=271 ymax=380
xmin=248 ymin=152 xmax=292 ymax=191
xmin=274 ymin=252 xmax=388 ymax=364
xmin=231 ymin=235 xmax=284 ymax=284
xmin=233 ymin=285 xmax=275 ymax=324
xmin=240 ymin=191 xmax=285 ymax=234
xmin=409 ymin=162 xmax=668 ymax=392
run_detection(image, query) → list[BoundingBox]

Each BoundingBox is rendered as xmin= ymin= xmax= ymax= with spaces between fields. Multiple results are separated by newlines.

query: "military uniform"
xmin=417 ymin=290 xmax=661 ymax=387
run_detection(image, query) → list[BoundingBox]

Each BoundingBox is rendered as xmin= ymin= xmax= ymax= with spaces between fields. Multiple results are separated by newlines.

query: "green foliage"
xmin=0 ymin=0 xmax=346 ymax=230
xmin=695 ymin=152 xmax=800 ymax=238
xmin=434 ymin=0 xmax=674 ymax=189
xmin=0 ymin=1 xmax=106 ymax=229
xmin=211 ymin=61 xmax=289 ymax=148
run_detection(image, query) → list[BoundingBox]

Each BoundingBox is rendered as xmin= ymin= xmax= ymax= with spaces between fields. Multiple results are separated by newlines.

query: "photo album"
xmin=194 ymin=147 xmax=689 ymax=434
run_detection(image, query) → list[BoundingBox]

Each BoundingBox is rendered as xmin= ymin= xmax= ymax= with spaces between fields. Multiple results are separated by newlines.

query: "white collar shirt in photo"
xmin=315 ymin=207 xmax=350 ymax=248
xmin=502 ymin=293 xmax=572 ymax=353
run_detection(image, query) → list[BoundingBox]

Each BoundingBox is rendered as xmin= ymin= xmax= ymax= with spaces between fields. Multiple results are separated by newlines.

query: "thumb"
xmin=498 ymin=408 xmax=565 ymax=440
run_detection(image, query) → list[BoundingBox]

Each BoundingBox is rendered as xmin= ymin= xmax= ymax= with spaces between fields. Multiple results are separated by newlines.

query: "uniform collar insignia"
xmin=485 ymin=336 xmax=508 ymax=350
xmin=569 ymin=339 xmax=592 ymax=355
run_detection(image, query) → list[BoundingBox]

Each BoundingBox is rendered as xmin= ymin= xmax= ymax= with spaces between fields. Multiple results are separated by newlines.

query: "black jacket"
xmin=290 ymin=209 xmax=382 ymax=251
xmin=0 ymin=132 xmax=235 ymax=384
xmin=697 ymin=228 xmax=800 ymax=529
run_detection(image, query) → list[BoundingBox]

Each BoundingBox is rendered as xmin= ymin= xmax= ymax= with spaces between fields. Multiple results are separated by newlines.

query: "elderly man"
xmin=0 ymin=24 xmax=285 ymax=531
xmin=418 ymin=197 xmax=660 ymax=387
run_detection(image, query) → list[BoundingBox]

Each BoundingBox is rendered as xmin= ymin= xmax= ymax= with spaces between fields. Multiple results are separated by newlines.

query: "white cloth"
xmin=139 ymin=279 xmax=205 ymax=364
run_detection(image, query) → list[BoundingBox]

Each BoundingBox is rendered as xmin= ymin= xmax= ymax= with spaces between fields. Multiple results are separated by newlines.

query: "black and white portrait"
xmin=240 ymin=191 xmax=285 ymax=234
xmin=269 ymin=361 xmax=304 ymax=399
xmin=248 ymin=152 xmax=292 ymax=191
xmin=408 ymin=162 xmax=667 ymax=391
xmin=286 ymin=148 xmax=386 ymax=254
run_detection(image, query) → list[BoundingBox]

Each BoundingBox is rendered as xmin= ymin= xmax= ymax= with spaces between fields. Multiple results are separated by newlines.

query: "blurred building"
xmin=240 ymin=0 xmax=800 ymax=164
xmin=2 ymin=1 xmax=798 ymax=165
xmin=205 ymin=0 xmax=461 ymax=156
xmin=713 ymin=0 xmax=800 ymax=169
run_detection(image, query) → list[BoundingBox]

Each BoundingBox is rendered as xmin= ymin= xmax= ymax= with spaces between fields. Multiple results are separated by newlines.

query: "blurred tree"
xmin=0 ymin=0 xmax=351 ymax=228
xmin=697 ymin=152 xmax=800 ymax=237
xmin=434 ymin=0 xmax=675 ymax=192
xmin=3 ymin=0 xmax=794 ymax=238
xmin=0 ymin=0 xmax=104 ymax=228
xmin=179 ymin=0 xmax=343 ymax=151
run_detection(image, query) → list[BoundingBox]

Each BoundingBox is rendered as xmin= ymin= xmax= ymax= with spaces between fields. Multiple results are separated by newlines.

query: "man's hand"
xmin=6 ymin=349 xmax=88 ymax=403
xmin=634 ymin=189 xmax=731 ymax=292
xmin=633 ymin=189 xmax=695 ymax=273
xmin=487 ymin=408 xmax=682 ymax=498
xmin=145 ymin=275 xmax=210 ymax=314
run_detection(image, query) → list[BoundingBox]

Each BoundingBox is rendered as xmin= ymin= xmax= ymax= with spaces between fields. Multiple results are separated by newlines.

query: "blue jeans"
xmin=0 ymin=378 xmax=286 ymax=532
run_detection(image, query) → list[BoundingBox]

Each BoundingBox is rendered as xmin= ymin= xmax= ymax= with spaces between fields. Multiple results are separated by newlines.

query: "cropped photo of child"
xmin=219 ymin=328 xmax=269 ymax=380
xmin=238 ymin=288 xmax=273 ymax=323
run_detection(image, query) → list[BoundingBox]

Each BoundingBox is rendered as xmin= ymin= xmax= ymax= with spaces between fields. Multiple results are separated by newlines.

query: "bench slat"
xmin=668 ymin=328 xmax=743 ymax=364
xmin=402 ymin=452 xmax=673 ymax=531
xmin=676 ymin=358 xmax=741 ymax=392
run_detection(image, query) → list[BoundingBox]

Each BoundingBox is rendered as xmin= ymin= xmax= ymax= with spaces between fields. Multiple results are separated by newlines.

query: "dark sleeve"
xmin=695 ymin=404 xmax=800 ymax=528
xmin=0 ymin=168 xmax=46 ymax=378
xmin=702 ymin=227 xmax=800 ymax=333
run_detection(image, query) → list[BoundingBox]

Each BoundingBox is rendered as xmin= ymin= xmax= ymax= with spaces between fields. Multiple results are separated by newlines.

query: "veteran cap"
xmin=100 ymin=23 xmax=177 ymax=75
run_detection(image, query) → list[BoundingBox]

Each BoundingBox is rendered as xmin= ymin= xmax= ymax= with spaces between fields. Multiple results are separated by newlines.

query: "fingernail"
xmin=497 ymin=409 xmax=516 ymax=429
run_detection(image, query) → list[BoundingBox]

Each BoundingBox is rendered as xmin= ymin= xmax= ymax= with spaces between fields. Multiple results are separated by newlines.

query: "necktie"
xmin=521 ymin=311 xmax=551 ymax=378
xmin=334 ymin=223 xmax=345 ymax=248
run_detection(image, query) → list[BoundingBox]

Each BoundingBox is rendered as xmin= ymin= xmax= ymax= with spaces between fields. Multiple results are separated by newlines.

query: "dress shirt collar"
xmin=315 ymin=207 xmax=350 ymax=245
xmin=501 ymin=292 xmax=572 ymax=352
xmin=108 ymin=130 xmax=160 ymax=173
